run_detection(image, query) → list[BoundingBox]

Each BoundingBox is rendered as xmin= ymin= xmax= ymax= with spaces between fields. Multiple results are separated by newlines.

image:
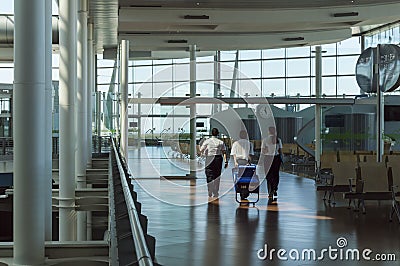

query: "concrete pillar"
xmin=87 ymin=22 xmax=94 ymax=165
xmin=86 ymin=23 xmax=94 ymax=239
xmin=13 ymin=0 xmax=45 ymax=264
xmin=45 ymin=0 xmax=53 ymax=241
xmin=315 ymin=46 xmax=322 ymax=170
xmin=59 ymin=0 xmax=77 ymax=241
xmin=189 ymin=45 xmax=197 ymax=178
xmin=120 ymin=40 xmax=129 ymax=160
xmin=77 ymin=0 xmax=88 ymax=241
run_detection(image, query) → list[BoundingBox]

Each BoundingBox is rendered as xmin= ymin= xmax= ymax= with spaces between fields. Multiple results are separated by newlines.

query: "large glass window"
xmin=262 ymin=59 xmax=285 ymax=77
xmin=239 ymin=61 xmax=261 ymax=79
xmin=322 ymin=77 xmax=336 ymax=96
xmin=262 ymin=79 xmax=285 ymax=97
xmin=197 ymin=63 xmax=214 ymax=81
xmin=239 ymin=50 xmax=262 ymax=60
xmin=338 ymin=56 xmax=358 ymax=75
xmin=287 ymin=58 xmax=310 ymax=77
xmin=287 ymin=78 xmax=311 ymax=97
xmin=338 ymin=37 xmax=361 ymax=55
xmin=262 ymin=48 xmax=285 ymax=59
xmin=286 ymin=47 xmax=310 ymax=58
xmin=337 ymin=76 xmax=359 ymax=96
xmin=134 ymin=66 xmax=153 ymax=82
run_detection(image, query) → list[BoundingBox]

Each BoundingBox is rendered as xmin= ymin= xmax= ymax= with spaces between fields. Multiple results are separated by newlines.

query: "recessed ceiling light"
xmin=183 ymin=15 xmax=209 ymax=20
xmin=332 ymin=12 xmax=359 ymax=17
xmin=283 ymin=37 xmax=305 ymax=41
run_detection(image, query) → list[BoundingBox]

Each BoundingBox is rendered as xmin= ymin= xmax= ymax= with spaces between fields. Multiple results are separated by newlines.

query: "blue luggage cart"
xmin=232 ymin=165 xmax=260 ymax=206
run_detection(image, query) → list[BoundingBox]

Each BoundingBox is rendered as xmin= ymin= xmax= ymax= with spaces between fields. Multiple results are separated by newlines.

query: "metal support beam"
xmin=77 ymin=0 xmax=88 ymax=241
xmin=14 ymin=0 xmax=46 ymax=264
xmin=87 ymin=22 xmax=94 ymax=165
xmin=189 ymin=45 xmax=197 ymax=178
xmin=375 ymin=45 xmax=384 ymax=162
xmin=95 ymin=54 xmax=100 ymax=138
xmin=230 ymin=50 xmax=239 ymax=107
xmin=213 ymin=51 xmax=221 ymax=114
xmin=59 ymin=0 xmax=77 ymax=241
xmin=44 ymin=0 xmax=53 ymax=242
xmin=137 ymin=92 xmax=142 ymax=148
xmin=315 ymin=46 xmax=322 ymax=170
xmin=120 ymin=40 xmax=129 ymax=160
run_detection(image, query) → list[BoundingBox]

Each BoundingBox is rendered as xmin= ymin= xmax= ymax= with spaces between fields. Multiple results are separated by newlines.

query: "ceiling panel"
xmin=88 ymin=0 xmax=400 ymax=56
xmin=119 ymin=0 xmax=400 ymax=9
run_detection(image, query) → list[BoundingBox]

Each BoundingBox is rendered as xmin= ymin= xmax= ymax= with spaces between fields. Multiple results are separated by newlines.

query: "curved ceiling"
xmin=88 ymin=0 xmax=400 ymax=57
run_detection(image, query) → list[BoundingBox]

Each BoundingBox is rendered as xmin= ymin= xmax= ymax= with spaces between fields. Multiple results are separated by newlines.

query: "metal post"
xmin=14 ymin=0 xmax=45 ymax=264
xmin=213 ymin=51 xmax=221 ymax=114
xmin=137 ymin=92 xmax=142 ymax=148
xmin=120 ymin=40 xmax=129 ymax=160
xmin=189 ymin=44 xmax=197 ymax=178
xmin=230 ymin=50 xmax=239 ymax=105
xmin=59 ymin=0 xmax=77 ymax=241
xmin=77 ymin=0 xmax=88 ymax=241
xmin=94 ymin=54 xmax=101 ymax=150
xmin=44 ymin=0 xmax=53 ymax=241
xmin=375 ymin=45 xmax=384 ymax=162
xmin=315 ymin=46 xmax=322 ymax=170
xmin=87 ymin=22 xmax=94 ymax=165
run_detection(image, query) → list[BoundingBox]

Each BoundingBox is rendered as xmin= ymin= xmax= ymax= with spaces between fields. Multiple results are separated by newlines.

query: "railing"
xmin=110 ymin=138 xmax=154 ymax=266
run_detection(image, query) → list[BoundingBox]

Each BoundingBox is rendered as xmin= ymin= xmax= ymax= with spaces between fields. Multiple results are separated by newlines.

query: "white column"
xmin=59 ymin=0 xmax=77 ymax=241
xmin=315 ymin=46 xmax=322 ymax=170
xmin=189 ymin=44 xmax=197 ymax=178
xmin=87 ymin=22 xmax=94 ymax=165
xmin=120 ymin=40 xmax=129 ymax=160
xmin=14 ymin=0 xmax=45 ymax=264
xmin=86 ymin=23 xmax=94 ymax=240
xmin=45 ymin=0 xmax=53 ymax=241
xmin=77 ymin=0 xmax=88 ymax=241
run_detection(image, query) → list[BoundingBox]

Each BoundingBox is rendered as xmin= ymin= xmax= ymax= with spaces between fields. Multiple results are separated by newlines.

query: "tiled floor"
xmin=128 ymin=147 xmax=400 ymax=266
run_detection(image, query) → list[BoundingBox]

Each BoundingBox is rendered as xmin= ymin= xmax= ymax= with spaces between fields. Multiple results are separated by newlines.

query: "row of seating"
xmin=320 ymin=151 xmax=400 ymax=170
xmin=316 ymin=161 xmax=400 ymax=222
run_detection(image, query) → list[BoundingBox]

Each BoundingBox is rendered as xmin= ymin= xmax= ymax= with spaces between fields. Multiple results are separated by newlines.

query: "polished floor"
xmin=128 ymin=147 xmax=400 ymax=266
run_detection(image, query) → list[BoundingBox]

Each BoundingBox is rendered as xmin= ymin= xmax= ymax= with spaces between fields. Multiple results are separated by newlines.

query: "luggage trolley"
xmin=232 ymin=165 xmax=260 ymax=206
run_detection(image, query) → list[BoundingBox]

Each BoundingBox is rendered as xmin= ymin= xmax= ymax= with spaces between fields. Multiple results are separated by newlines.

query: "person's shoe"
xmin=274 ymin=191 xmax=277 ymax=197
xmin=268 ymin=192 xmax=273 ymax=199
xmin=208 ymin=192 xmax=212 ymax=197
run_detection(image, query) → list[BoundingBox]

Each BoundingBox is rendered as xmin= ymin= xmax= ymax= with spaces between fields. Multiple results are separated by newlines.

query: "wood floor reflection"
xmin=128 ymin=148 xmax=400 ymax=266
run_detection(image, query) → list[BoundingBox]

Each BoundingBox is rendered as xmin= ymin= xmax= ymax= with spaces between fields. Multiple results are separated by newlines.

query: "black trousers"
xmin=264 ymin=155 xmax=282 ymax=193
xmin=205 ymin=155 xmax=223 ymax=196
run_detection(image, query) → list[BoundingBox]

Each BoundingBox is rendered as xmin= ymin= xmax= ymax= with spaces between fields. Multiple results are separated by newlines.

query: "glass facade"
xmin=0 ymin=5 xmax=399 ymax=136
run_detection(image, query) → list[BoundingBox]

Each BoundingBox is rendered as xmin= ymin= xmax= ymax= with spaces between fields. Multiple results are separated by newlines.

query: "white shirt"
xmin=200 ymin=136 xmax=226 ymax=156
xmin=231 ymin=138 xmax=254 ymax=160
xmin=261 ymin=135 xmax=282 ymax=156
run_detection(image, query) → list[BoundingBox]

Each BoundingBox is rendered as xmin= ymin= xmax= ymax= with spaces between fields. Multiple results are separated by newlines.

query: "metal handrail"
xmin=111 ymin=138 xmax=153 ymax=266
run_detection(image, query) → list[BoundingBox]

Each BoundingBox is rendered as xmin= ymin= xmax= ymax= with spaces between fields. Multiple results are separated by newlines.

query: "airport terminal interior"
xmin=1 ymin=0 xmax=400 ymax=265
